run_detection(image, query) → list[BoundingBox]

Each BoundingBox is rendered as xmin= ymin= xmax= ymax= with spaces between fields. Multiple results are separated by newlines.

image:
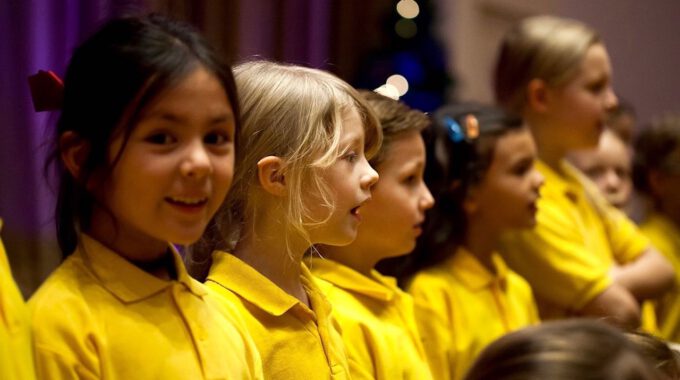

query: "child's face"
xmin=546 ymin=43 xmax=618 ymax=151
xmin=307 ymin=109 xmax=379 ymax=246
xmin=348 ymin=131 xmax=434 ymax=259
xmin=469 ymin=128 xmax=544 ymax=231
xmin=94 ymin=67 xmax=235 ymax=258
xmin=567 ymin=130 xmax=632 ymax=209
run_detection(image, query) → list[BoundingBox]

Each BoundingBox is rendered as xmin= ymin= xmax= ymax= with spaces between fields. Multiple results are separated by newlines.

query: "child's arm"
xmin=578 ymin=283 xmax=641 ymax=328
xmin=610 ymin=247 xmax=675 ymax=302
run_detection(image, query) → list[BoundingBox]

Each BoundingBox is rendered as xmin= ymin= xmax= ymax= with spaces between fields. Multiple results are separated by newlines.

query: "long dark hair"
xmin=46 ymin=14 xmax=240 ymax=258
xmin=378 ymin=103 xmax=523 ymax=283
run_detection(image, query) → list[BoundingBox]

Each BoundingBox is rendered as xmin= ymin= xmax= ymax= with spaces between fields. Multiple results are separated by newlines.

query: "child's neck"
xmin=464 ymin=218 xmax=500 ymax=274
xmin=525 ymin=114 xmax=566 ymax=173
xmin=233 ymin=224 xmax=310 ymax=307
xmin=320 ymin=243 xmax=376 ymax=278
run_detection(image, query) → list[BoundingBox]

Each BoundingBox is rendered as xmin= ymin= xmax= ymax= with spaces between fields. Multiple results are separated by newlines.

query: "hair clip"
xmin=464 ymin=114 xmax=480 ymax=139
xmin=444 ymin=116 xmax=465 ymax=143
xmin=28 ymin=70 xmax=64 ymax=112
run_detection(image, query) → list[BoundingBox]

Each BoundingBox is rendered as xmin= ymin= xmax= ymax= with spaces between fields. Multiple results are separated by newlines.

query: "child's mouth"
xmin=165 ymin=196 xmax=208 ymax=208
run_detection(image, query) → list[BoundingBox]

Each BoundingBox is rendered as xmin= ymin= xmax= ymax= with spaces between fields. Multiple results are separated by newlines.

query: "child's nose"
xmin=603 ymin=169 xmax=622 ymax=190
xmin=420 ymin=183 xmax=435 ymax=210
xmin=533 ymin=169 xmax=545 ymax=190
xmin=604 ymin=87 xmax=619 ymax=112
xmin=180 ymin=141 xmax=212 ymax=179
xmin=361 ymin=159 xmax=379 ymax=190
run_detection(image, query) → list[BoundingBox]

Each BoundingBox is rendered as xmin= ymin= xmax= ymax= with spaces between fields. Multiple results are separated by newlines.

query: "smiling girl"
xmin=29 ymin=15 xmax=261 ymax=379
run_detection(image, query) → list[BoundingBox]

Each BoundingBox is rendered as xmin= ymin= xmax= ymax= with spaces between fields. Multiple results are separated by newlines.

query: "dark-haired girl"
xmin=407 ymin=104 xmax=543 ymax=379
xmin=29 ymin=15 xmax=261 ymax=379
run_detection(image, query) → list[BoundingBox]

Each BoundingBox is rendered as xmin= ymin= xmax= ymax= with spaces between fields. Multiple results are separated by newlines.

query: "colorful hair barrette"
xmin=464 ymin=114 xmax=480 ymax=139
xmin=444 ymin=116 xmax=465 ymax=142
xmin=444 ymin=114 xmax=481 ymax=143
xmin=28 ymin=70 xmax=64 ymax=112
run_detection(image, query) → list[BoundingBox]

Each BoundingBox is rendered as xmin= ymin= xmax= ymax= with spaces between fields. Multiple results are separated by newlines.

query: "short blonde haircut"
xmin=358 ymin=90 xmax=430 ymax=167
xmin=219 ymin=60 xmax=382 ymax=256
xmin=494 ymin=15 xmax=601 ymax=113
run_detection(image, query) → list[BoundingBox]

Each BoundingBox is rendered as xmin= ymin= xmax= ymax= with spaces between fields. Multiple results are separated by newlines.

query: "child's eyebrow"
xmin=144 ymin=110 xmax=235 ymax=125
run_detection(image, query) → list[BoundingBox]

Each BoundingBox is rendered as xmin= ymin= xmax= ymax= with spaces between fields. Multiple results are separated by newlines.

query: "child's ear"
xmin=257 ymin=156 xmax=287 ymax=197
xmin=60 ymin=131 xmax=90 ymax=181
xmin=526 ymin=78 xmax=550 ymax=113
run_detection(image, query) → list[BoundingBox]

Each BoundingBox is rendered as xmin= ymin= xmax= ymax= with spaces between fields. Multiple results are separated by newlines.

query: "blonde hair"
xmin=213 ymin=60 xmax=381 ymax=260
xmin=494 ymin=15 xmax=601 ymax=113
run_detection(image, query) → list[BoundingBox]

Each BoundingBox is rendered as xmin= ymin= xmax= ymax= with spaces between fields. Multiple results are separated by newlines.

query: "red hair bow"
xmin=28 ymin=70 xmax=64 ymax=112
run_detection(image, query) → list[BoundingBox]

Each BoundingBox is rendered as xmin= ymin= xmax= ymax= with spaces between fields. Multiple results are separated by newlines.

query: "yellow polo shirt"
xmin=0 ymin=219 xmax=35 ymax=380
xmin=310 ymin=258 xmax=435 ymax=380
xmin=29 ymin=234 xmax=262 ymax=379
xmin=206 ymin=251 xmax=350 ymax=380
xmin=409 ymin=248 xmax=539 ymax=380
xmin=500 ymin=160 xmax=649 ymax=318
xmin=641 ymin=212 xmax=680 ymax=342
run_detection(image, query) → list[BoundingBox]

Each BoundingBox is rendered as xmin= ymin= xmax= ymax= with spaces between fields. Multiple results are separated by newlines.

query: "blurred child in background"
xmin=567 ymin=128 xmax=633 ymax=210
xmin=406 ymin=104 xmax=543 ymax=379
xmin=495 ymin=15 xmax=674 ymax=326
xmin=634 ymin=115 xmax=680 ymax=343
xmin=464 ymin=319 xmax=663 ymax=380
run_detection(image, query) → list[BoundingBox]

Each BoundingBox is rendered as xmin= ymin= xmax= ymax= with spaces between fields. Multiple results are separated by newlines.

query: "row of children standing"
xmin=1 ymin=12 xmax=677 ymax=380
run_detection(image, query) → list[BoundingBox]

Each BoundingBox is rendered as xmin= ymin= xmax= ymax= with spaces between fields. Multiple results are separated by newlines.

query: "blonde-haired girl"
xmin=495 ymin=15 xmax=673 ymax=327
xmin=189 ymin=60 xmax=381 ymax=379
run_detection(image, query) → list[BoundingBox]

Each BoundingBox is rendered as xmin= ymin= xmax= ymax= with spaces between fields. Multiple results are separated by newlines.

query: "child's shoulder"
xmin=30 ymin=255 xmax=97 ymax=310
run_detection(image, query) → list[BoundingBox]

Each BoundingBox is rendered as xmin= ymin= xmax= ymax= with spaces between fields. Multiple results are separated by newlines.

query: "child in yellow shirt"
xmin=406 ymin=104 xmax=544 ymax=379
xmin=29 ymin=15 xmax=262 ymax=379
xmin=187 ymin=61 xmax=381 ymax=379
xmin=494 ymin=15 xmax=674 ymax=326
xmin=633 ymin=115 xmax=680 ymax=342
xmin=310 ymin=90 xmax=441 ymax=379
xmin=0 ymin=219 xmax=35 ymax=380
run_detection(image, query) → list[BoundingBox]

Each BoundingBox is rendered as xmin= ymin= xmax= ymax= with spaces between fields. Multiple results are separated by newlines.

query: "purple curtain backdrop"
xmin=0 ymin=0 xmax=148 ymax=294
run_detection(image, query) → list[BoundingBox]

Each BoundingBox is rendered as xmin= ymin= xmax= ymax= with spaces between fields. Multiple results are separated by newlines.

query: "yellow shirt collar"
xmin=310 ymin=257 xmax=396 ymax=302
xmin=445 ymin=247 xmax=508 ymax=291
xmin=78 ymin=234 xmax=205 ymax=303
xmin=208 ymin=251 xmax=310 ymax=316
xmin=536 ymin=160 xmax=586 ymax=201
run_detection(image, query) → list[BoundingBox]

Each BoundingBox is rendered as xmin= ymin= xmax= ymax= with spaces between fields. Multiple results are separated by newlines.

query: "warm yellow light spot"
xmin=386 ymin=74 xmax=409 ymax=96
xmin=396 ymin=0 xmax=420 ymax=19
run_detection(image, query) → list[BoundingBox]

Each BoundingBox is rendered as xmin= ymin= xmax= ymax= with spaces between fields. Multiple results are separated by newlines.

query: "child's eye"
xmin=343 ymin=151 xmax=359 ymax=163
xmin=403 ymin=174 xmax=418 ymax=185
xmin=588 ymin=81 xmax=607 ymax=94
xmin=145 ymin=133 xmax=176 ymax=145
xmin=512 ymin=162 xmax=532 ymax=176
xmin=585 ymin=166 xmax=605 ymax=178
xmin=204 ymin=131 xmax=232 ymax=145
